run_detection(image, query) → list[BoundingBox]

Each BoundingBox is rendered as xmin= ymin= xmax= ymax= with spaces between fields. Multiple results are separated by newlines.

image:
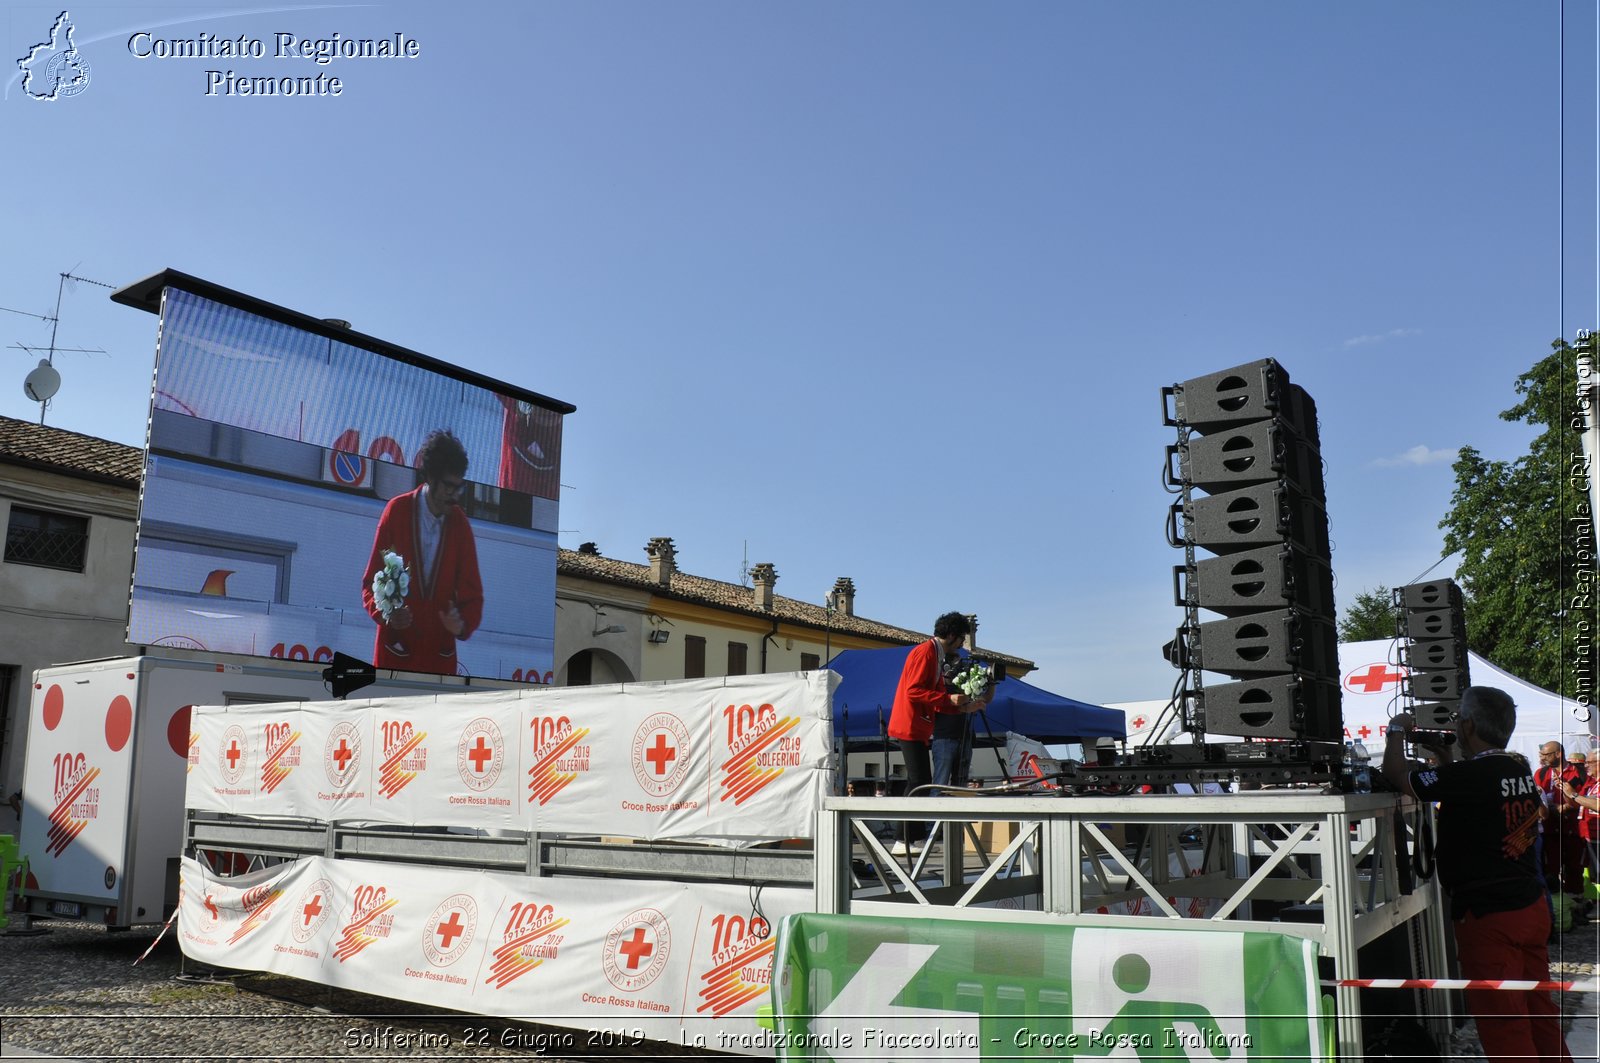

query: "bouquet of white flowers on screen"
xmin=371 ymin=550 xmax=410 ymax=622
xmin=951 ymin=661 xmax=993 ymax=700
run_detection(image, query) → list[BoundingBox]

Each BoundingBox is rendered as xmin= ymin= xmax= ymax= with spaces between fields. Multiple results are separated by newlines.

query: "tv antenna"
xmin=8 ymin=271 xmax=111 ymax=424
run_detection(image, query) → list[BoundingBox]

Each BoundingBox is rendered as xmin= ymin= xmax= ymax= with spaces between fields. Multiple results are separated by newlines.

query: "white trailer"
xmin=16 ymin=654 xmax=508 ymax=927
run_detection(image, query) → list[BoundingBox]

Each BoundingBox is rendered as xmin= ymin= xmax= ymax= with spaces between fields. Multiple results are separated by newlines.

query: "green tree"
xmin=1338 ymin=585 xmax=1396 ymax=642
xmin=1438 ymin=335 xmax=1597 ymax=695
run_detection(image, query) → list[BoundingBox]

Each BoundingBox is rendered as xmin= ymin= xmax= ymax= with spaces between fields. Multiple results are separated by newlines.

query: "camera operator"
xmin=1381 ymin=688 xmax=1572 ymax=1063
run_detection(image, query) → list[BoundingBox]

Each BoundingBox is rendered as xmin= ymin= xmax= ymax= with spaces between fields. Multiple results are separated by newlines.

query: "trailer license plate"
xmin=49 ymin=901 xmax=81 ymax=918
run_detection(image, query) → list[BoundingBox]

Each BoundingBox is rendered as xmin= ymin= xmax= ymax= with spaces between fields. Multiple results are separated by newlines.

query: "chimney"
xmin=646 ymin=537 xmax=677 ymax=586
xmin=965 ymin=613 xmax=979 ymax=654
xmin=751 ymin=562 xmax=778 ymax=611
xmin=831 ymin=577 xmax=856 ymax=617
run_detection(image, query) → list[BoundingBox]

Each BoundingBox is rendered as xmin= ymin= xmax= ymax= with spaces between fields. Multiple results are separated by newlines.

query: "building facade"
xmin=0 ymin=418 xmax=143 ymax=831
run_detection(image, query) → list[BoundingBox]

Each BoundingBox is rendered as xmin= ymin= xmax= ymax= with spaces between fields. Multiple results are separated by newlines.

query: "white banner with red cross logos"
xmin=185 ymin=672 xmax=835 ymax=841
xmin=177 ymin=853 xmax=804 ymax=1052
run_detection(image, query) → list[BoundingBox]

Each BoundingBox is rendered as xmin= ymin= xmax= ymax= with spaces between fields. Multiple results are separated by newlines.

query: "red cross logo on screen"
xmin=302 ymin=894 xmax=323 ymax=925
xmin=618 ymin=926 xmax=654 ymax=969
xmin=435 ymin=911 xmax=465 ymax=949
xmin=644 ymin=733 xmax=677 ymax=776
xmin=1345 ymin=664 xmax=1405 ymax=694
xmin=467 ymin=736 xmax=492 ymax=773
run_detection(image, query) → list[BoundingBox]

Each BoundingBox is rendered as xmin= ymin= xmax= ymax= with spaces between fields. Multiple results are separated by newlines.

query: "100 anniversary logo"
xmin=259 ymin=719 xmax=302 ymax=794
xmin=526 ymin=714 xmax=591 ymax=806
xmin=377 ymin=719 xmax=427 ymax=800
xmin=484 ymin=899 xmax=570 ymax=990
xmin=718 ymin=703 xmax=803 ymax=806
xmin=332 ymin=883 xmax=398 ymax=963
xmin=695 ymin=911 xmax=775 ymax=1018
xmin=45 ymin=749 xmax=100 ymax=858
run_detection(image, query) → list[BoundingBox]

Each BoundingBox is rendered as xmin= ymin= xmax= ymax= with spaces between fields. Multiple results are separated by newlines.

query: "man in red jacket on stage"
xmin=887 ymin=611 xmax=984 ymax=855
xmin=361 ymin=430 xmax=484 ymax=676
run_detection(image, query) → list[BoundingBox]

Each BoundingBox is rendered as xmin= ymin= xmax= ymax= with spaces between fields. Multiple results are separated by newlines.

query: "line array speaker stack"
xmin=1394 ymin=579 xmax=1469 ymax=729
xmin=1163 ymin=358 xmax=1342 ymax=742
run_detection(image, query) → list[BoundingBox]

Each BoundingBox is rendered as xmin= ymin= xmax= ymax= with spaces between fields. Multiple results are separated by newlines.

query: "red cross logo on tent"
xmin=467 ymin=736 xmax=492 ymax=773
xmin=1344 ymin=663 xmax=1406 ymax=694
xmin=333 ymin=738 xmax=353 ymax=770
xmin=226 ymin=740 xmax=241 ymax=768
xmin=1356 ymin=725 xmax=1371 ymax=740
xmin=1132 ymin=715 xmax=1148 ymax=730
xmin=618 ymin=926 xmax=654 ymax=969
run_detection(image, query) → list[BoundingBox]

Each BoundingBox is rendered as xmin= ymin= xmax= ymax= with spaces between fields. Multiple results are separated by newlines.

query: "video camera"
xmin=1402 ymin=727 xmax=1457 ymax=748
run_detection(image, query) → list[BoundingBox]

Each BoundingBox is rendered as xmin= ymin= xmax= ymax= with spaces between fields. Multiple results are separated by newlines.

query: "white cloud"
xmin=1372 ymin=445 xmax=1455 ymax=468
xmin=1344 ymin=328 xmax=1422 ymax=348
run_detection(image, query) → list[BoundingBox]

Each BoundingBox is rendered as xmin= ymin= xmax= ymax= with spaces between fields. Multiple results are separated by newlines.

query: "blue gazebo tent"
xmin=826 ymin=646 xmax=1126 ymax=742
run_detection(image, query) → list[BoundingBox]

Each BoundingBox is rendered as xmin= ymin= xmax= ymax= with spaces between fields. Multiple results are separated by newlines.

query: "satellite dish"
xmin=23 ymin=359 xmax=60 ymax=403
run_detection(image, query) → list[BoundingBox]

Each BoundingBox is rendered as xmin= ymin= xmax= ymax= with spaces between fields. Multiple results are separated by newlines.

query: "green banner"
xmin=763 ymin=913 xmax=1330 ymax=1061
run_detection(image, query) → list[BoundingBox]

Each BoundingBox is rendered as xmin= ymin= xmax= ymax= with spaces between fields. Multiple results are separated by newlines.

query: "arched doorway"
xmin=559 ymin=647 xmax=633 ymax=686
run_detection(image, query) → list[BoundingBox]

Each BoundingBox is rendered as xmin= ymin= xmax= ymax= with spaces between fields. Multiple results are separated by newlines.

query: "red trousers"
xmin=1454 ymin=897 xmax=1572 ymax=1062
xmin=1544 ymin=824 xmax=1588 ymax=896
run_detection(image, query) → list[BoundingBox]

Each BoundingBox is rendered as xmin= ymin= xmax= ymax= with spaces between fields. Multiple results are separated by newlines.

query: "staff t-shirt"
xmin=1410 ymin=752 xmax=1543 ymax=918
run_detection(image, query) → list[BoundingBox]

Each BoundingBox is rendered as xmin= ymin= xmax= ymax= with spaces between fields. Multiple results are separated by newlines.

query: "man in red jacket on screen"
xmin=361 ymin=429 xmax=484 ymax=675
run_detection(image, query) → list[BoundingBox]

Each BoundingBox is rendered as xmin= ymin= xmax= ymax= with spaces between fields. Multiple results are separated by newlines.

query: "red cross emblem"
xmin=644 ymin=733 xmax=677 ymax=776
xmin=467 ymin=736 xmax=492 ymax=773
xmin=435 ymin=910 xmax=465 ymax=949
xmin=618 ymin=926 xmax=653 ymax=969
xmin=1132 ymin=716 xmax=1148 ymax=730
xmin=302 ymin=894 xmax=322 ymax=925
xmin=1345 ymin=664 xmax=1405 ymax=694
xmin=226 ymin=740 xmax=241 ymax=768
xmin=333 ymin=738 xmax=353 ymax=770
xmin=1356 ymin=725 xmax=1371 ymax=739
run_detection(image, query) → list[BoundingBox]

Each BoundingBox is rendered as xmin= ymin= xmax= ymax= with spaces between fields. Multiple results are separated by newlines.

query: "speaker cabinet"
xmin=1202 ymin=675 xmax=1342 ymax=741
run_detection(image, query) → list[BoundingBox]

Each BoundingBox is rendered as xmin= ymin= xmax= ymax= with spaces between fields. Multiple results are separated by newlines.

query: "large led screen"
xmin=128 ymin=282 xmax=571 ymax=682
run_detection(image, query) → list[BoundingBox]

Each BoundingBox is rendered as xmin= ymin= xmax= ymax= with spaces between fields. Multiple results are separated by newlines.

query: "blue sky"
xmin=2 ymin=2 xmax=1595 ymax=702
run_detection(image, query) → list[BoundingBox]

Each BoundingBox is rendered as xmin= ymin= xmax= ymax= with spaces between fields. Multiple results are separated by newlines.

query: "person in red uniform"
xmin=886 ymin=611 xmax=985 ymax=854
xmin=1560 ymin=749 xmax=1600 ymax=919
xmin=1535 ymin=740 xmax=1588 ymax=926
xmin=361 ymin=430 xmax=484 ymax=675
xmin=1382 ymin=688 xmax=1573 ymax=1063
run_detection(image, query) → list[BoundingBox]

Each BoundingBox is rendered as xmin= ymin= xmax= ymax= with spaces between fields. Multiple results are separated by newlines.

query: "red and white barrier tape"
xmin=132 ymin=908 xmax=178 ymax=966
xmin=1327 ymin=977 xmax=1599 ymax=993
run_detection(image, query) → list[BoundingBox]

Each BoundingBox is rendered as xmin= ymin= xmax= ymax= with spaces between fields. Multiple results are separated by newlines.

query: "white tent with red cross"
xmin=1110 ymin=639 xmax=1598 ymax=760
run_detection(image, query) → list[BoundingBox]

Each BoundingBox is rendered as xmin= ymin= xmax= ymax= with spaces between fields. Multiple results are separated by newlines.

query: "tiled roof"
xmin=558 ymin=548 xmax=1036 ymax=671
xmin=0 ymin=416 xmax=143 ymax=485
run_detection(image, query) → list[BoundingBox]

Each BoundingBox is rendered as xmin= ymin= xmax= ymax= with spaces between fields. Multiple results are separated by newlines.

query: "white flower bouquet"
xmin=371 ymin=550 xmax=411 ymax=622
xmin=951 ymin=661 xmax=993 ymax=700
